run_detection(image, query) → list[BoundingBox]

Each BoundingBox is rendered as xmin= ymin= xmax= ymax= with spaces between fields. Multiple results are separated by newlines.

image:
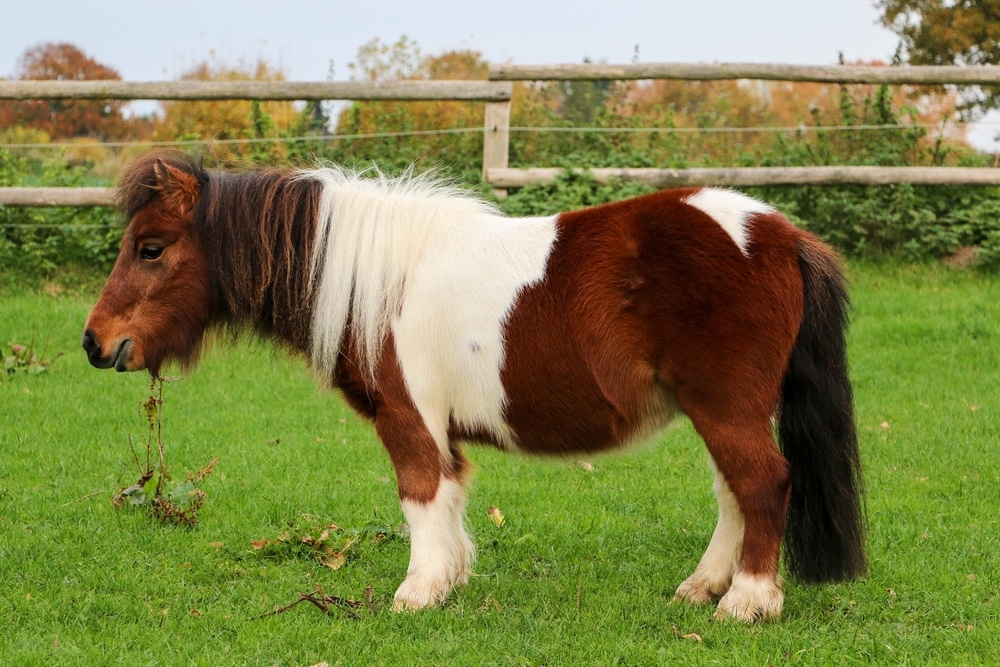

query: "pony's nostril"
xmin=82 ymin=328 xmax=100 ymax=356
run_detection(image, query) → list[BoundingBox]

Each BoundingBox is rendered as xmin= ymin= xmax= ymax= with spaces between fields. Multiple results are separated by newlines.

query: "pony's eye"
xmin=140 ymin=245 xmax=164 ymax=261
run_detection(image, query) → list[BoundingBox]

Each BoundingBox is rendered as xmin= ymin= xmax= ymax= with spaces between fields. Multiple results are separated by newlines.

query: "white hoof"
xmin=393 ymin=574 xmax=452 ymax=611
xmin=714 ymin=572 xmax=784 ymax=622
xmin=674 ymin=570 xmax=732 ymax=605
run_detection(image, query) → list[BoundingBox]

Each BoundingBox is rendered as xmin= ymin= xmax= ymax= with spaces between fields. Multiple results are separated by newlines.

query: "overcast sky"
xmin=2 ymin=0 xmax=901 ymax=79
xmin=3 ymin=0 xmax=996 ymax=149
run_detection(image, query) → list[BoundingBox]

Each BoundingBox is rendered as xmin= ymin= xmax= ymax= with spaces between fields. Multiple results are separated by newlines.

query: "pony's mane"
xmin=199 ymin=165 xmax=322 ymax=348
xmin=302 ymin=164 xmax=503 ymax=382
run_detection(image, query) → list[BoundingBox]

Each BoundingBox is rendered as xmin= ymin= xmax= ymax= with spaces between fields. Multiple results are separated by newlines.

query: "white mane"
xmin=302 ymin=165 xmax=503 ymax=382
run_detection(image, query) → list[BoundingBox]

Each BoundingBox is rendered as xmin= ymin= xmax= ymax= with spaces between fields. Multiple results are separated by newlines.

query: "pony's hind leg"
xmin=681 ymin=414 xmax=791 ymax=622
xmin=674 ymin=459 xmax=744 ymax=604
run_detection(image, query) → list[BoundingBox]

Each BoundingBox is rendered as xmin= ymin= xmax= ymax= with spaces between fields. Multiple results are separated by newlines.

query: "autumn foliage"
xmin=0 ymin=39 xmax=976 ymax=174
xmin=151 ymin=56 xmax=302 ymax=164
xmin=0 ymin=43 xmax=150 ymax=141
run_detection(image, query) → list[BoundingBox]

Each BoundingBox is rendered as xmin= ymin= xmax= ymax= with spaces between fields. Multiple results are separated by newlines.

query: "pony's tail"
xmin=778 ymin=236 xmax=866 ymax=583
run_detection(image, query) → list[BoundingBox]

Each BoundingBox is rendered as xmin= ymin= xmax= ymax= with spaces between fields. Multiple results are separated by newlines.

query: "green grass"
xmin=1 ymin=263 xmax=999 ymax=665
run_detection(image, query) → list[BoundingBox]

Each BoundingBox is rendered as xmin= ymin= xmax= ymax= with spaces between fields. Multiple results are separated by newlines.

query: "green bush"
xmin=499 ymin=169 xmax=655 ymax=217
xmin=0 ymin=147 xmax=119 ymax=290
xmin=499 ymin=84 xmax=1000 ymax=267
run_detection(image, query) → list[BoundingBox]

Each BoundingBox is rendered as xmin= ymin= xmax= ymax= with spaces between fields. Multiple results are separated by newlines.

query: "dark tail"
xmin=779 ymin=237 xmax=866 ymax=583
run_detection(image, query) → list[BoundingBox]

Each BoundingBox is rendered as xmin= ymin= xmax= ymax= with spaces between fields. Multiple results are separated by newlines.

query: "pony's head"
xmin=83 ymin=152 xmax=215 ymax=376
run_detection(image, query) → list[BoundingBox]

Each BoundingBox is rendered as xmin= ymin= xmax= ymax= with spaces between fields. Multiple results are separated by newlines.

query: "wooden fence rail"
xmin=487 ymin=62 xmax=1000 ymax=84
xmin=0 ymin=79 xmax=512 ymax=101
xmin=479 ymin=62 xmax=1000 ymax=193
xmin=3 ymin=63 xmax=1000 ymax=207
xmin=0 ymin=188 xmax=113 ymax=207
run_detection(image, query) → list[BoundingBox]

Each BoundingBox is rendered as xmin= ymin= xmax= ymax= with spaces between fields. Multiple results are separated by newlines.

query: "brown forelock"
xmin=115 ymin=150 xmax=209 ymax=223
xmin=195 ymin=167 xmax=322 ymax=352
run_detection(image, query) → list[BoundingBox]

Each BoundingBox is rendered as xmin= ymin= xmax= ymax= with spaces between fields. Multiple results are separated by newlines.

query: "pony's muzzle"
xmin=82 ymin=329 xmax=133 ymax=372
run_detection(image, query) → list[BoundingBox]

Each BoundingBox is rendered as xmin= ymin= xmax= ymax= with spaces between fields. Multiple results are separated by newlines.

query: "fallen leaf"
xmin=251 ymin=539 xmax=269 ymax=550
xmin=320 ymin=551 xmax=346 ymax=570
xmin=576 ymin=460 xmax=594 ymax=471
xmin=672 ymin=625 xmax=702 ymax=642
xmin=487 ymin=506 xmax=506 ymax=528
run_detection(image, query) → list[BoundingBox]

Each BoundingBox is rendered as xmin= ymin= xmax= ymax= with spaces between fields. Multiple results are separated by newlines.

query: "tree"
xmin=875 ymin=0 xmax=1000 ymax=112
xmin=330 ymin=38 xmax=488 ymax=175
xmin=151 ymin=57 xmax=300 ymax=164
xmin=0 ymin=42 xmax=141 ymax=140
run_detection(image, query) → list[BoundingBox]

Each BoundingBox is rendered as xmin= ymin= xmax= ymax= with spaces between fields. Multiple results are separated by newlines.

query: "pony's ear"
xmin=152 ymin=158 xmax=200 ymax=217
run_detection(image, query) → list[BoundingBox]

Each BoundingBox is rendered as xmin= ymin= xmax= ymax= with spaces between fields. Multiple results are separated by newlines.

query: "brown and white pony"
xmin=83 ymin=151 xmax=865 ymax=621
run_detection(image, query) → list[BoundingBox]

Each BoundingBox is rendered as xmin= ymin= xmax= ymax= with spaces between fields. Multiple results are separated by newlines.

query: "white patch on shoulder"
xmin=683 ymin=188 xmax=775 ymax=256
xmin=392 ymin=212 xmax=558 ymax=450
xmin=304 ymin=165 xmax=558 ymax=453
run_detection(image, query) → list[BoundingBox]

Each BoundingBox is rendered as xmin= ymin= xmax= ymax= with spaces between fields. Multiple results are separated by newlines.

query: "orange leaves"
xmin=0 ymin=43 xmax=145 ymax=141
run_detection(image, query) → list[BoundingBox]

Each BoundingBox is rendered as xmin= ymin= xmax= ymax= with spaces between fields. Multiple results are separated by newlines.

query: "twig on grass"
xmin=364 ymin=585 xmax=375 ymax=616
xmin=61 ymin=490 xmax=105 ymax=506
xmin=254 ymin=586 xmax=368 ymax=620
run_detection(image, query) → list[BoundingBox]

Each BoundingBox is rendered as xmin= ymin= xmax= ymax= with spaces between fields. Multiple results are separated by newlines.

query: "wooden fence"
xmin=480 ymin=62 xmax=1000 ymax=194
xmin=4 ymin=63 xmax=1000 ymax=206
xmin=0 ymin=79 xmax=512 ymax=207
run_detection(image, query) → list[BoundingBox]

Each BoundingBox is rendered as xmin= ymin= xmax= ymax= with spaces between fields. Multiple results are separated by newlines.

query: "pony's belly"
xmin=502 ymin=382 xmax=677 ymax=455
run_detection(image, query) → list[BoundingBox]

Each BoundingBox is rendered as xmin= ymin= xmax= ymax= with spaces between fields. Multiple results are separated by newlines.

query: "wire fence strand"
xmin=2 ymin=119 xmax=993 ymax=151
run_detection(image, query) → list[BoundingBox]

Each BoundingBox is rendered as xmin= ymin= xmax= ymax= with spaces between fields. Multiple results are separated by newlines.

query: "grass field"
xmin=1 ymin=262 xmax=999 ymax=665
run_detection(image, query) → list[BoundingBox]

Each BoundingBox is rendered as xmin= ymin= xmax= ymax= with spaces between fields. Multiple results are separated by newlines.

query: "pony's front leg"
xmin=375 ymin=405 xmax=475 ymax=611
xmin=395 ymin=474 xmax=475 ymax=610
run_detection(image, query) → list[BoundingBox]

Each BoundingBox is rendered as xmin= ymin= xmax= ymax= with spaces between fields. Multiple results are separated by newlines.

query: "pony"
xmin=83 ymin=151 xmax=865 ymax=621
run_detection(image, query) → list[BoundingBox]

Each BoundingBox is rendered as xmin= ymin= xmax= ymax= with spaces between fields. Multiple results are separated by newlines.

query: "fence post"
xmin=482 ymin=100 xmax=512 ymax=198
